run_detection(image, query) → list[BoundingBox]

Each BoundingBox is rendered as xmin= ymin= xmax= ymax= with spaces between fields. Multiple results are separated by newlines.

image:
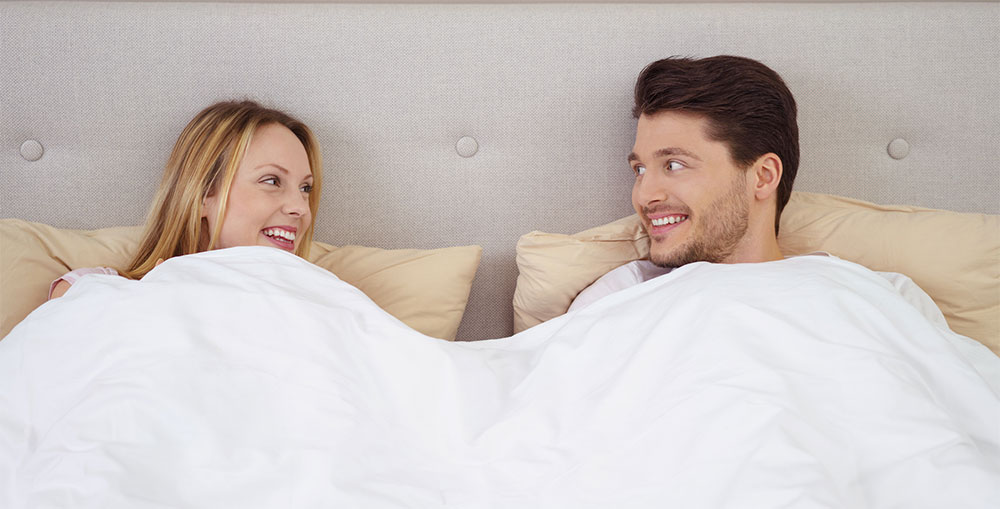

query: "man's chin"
xmin=648 ymin=244 xmax=692 ymax=269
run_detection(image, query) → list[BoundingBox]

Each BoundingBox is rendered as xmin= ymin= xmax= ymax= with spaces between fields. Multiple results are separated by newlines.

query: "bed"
xmin=1 ymin=0 xmax=998 ymax=506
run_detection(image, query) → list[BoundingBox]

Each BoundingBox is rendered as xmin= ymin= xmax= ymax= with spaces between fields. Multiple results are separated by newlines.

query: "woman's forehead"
xmin=243 ymin=124 xmax=311 ymax=176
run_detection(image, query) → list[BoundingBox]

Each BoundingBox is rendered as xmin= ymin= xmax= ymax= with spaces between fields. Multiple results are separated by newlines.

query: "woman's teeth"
xmin=263 ymin=228 xmax=296 ymax=241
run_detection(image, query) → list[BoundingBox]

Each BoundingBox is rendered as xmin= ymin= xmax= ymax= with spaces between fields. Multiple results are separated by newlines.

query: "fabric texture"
xmin=1 ymin=248 xmax=997 ymax=507
xmin=568 ymin=261 xmax=1000 ymax=393
xmin=513 ymin=192 xmax=1000 ymax=355
xmin=571 ymin=257 xmax=951 ymax=332
xmin=568 ymin=260 xmax=672 ymax=312
xmin=0 ymin=219 xmax=481 ymax=340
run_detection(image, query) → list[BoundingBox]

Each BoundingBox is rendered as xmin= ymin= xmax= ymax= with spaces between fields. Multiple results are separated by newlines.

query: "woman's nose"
xmin=283 ymin=190 xmax=309 ymax=217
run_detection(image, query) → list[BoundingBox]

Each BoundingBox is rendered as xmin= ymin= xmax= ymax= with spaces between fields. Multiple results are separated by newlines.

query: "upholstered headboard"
xmin=2 ymin=1 xmax=998 ymax=340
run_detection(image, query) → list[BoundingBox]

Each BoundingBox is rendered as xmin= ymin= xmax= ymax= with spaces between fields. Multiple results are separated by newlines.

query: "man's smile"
xmin=650 ymin=215 xmax=688 ymax=227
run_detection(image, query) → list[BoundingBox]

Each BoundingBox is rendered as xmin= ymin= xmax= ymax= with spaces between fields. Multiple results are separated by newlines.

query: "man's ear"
xmin=751 ymin=153 xmax=783 ymax=201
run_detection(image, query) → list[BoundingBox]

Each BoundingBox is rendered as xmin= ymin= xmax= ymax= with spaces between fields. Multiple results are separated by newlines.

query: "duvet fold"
xmin=1 ymin=246 xmax=997 ymax=508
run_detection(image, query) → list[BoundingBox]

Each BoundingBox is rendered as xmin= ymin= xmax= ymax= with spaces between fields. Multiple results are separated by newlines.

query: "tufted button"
xmin=20 ymin=140 xmax=44 ymax=161
xmin=456 ymin=136 xmax=478 ymax=158
xmin=887 ymin=138 xmax=909 ymax=160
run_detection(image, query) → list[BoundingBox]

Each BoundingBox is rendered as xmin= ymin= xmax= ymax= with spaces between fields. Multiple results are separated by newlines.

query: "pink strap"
xmin=48 ymin=267 xmax=119 ymax=299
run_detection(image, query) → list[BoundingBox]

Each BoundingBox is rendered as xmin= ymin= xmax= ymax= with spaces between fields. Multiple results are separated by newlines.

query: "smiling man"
xmin=556 ymin=58 xmax=1000 ymax=499
xmin=570 ymin=55 xmax=799 ymax=310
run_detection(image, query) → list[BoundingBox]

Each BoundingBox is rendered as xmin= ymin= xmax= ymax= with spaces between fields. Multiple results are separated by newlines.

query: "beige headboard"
xmin=2 ymin=1 xmax=998 ymax=339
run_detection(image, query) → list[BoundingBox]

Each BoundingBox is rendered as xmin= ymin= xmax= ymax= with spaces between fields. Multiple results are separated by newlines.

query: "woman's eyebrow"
xmin=255 ymin=163 xmax=289 ymax=174
xmin=254 ymin=163 xmax=313 ymax=181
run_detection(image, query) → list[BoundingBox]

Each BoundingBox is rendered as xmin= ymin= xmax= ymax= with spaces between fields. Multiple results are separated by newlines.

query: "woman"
xmin=49 ymin=100 xmax=322 ymax=298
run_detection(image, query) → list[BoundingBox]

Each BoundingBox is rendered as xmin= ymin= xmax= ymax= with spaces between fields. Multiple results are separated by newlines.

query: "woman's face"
xmin=202 ymin=123 xmax=314 ymax=253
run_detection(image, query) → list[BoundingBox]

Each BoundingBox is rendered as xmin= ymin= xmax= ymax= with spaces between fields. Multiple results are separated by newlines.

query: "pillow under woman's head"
xmin=0 ymin=219 xmax=481 ymax=340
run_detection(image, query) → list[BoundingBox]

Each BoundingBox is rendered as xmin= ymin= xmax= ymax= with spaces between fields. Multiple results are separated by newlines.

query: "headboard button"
xmin=20 ymin=140 xmax=45 ymax=161
xmin=887 ymin=138 xmax=910 ymax=160
xmin=456 ymin=136 xmax=479 ymax=158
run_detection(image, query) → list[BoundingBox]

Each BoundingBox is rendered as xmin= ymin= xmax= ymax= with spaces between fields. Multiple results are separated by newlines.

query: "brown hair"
xmin=121 ymin=100 xmax=322 ymax=279
xmin=633 ymin=56 xmax=798 ymax=234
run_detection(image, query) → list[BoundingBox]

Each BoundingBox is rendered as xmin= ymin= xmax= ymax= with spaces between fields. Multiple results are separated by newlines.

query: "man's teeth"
xmin=651 ymin=216 xmax=687 ymax=227
xmin=263 ymin=228 xmax=296 ymax=241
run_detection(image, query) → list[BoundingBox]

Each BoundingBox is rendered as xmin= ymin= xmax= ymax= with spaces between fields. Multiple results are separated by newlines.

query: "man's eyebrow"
xmin=628 ymin=148 xmax=703 ymax=163
xmin=654 ymin=147 xmax=702 ymax=161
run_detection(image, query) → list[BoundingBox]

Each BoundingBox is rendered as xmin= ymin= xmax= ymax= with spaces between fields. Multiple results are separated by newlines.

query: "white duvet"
xmin=2 ymin=247 xmax=998 ymax=508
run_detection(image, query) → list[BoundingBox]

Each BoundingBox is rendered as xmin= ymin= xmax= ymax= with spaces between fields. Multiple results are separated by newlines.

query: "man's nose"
xmin=634 ymin=168 xmax=668 ymax=207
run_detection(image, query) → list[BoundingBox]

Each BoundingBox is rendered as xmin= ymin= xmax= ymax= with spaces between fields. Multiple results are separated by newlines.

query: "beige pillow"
xmin=0 ymin=219 xmax=481 ymax=341
xmin=513 ymin=192 xmax=1000 ymax=355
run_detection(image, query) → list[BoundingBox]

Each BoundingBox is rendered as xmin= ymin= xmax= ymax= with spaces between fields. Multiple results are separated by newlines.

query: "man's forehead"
xmin=631 ymin=111 xmax=714 ymax=160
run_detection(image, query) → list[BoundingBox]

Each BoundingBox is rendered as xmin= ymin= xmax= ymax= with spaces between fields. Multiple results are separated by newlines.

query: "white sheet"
xmin=2 ymin=247 xmax=998 ymax=507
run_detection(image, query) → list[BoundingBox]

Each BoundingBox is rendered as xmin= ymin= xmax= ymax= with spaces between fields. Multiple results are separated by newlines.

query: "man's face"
xmin=630 ymin=111 xmax=753 ymax=268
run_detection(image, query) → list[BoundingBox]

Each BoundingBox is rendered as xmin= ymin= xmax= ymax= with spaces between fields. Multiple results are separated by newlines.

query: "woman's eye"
xmin=667 ymin=161 xmax=684 ymax=171
xmin=633 ymin=165 xmax=646 ymax=176
xmin=261 ymin=177 xmax=279 ymax=186
xmin=300 ymin=184 xmax=313 ymax=193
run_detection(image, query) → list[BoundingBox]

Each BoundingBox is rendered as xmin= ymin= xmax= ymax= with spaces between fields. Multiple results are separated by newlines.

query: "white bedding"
xmin=2 ymin=247 xmax=998 ymax=507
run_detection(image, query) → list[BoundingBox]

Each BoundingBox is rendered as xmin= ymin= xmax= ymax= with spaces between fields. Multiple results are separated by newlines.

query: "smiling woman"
xmin=202 ymin=123 xmax=315 ymax=253
xmin=48 ymin=100 xmax=323 ymax=298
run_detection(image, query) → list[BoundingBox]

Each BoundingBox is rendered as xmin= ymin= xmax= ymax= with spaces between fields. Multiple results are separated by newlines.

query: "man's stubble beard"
xmin=649 ymin=175 xmax=750 ymax=269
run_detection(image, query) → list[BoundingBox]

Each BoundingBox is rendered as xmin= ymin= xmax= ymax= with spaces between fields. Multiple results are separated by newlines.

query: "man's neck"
xmin=722 ymin=232 xmax=783 ymax=264
xmin=724 ymin=204 xmax=783 ymax=264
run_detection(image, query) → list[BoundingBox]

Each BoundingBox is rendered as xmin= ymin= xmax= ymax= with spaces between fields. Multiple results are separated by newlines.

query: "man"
xmin=572 ymin=55 xmax=800 ymax=310
xmin=569 ymin=56 xmax=980 ymax=330
xmin=558 ymin=59 xmax=998 ymax=505
xmin=568 ymin=54 xmax=995 ymax=388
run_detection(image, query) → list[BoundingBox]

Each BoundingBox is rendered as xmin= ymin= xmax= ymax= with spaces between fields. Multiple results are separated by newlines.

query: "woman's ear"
xmin=752 ymin=153 xmax=783 ymax=201
xmin=201 ymin=185 xmax=217 ymax=219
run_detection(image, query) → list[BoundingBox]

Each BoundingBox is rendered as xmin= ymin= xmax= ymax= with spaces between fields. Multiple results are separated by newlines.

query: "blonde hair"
xmin=122 ymin=100 xmax=322 ymax=279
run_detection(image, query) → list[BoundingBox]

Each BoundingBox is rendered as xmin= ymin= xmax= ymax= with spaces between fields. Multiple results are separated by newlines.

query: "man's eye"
xmin=667 ymin=161 xmax=684 ymax=171
xmin=633 ymin=165 xmax=646 ymax=176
